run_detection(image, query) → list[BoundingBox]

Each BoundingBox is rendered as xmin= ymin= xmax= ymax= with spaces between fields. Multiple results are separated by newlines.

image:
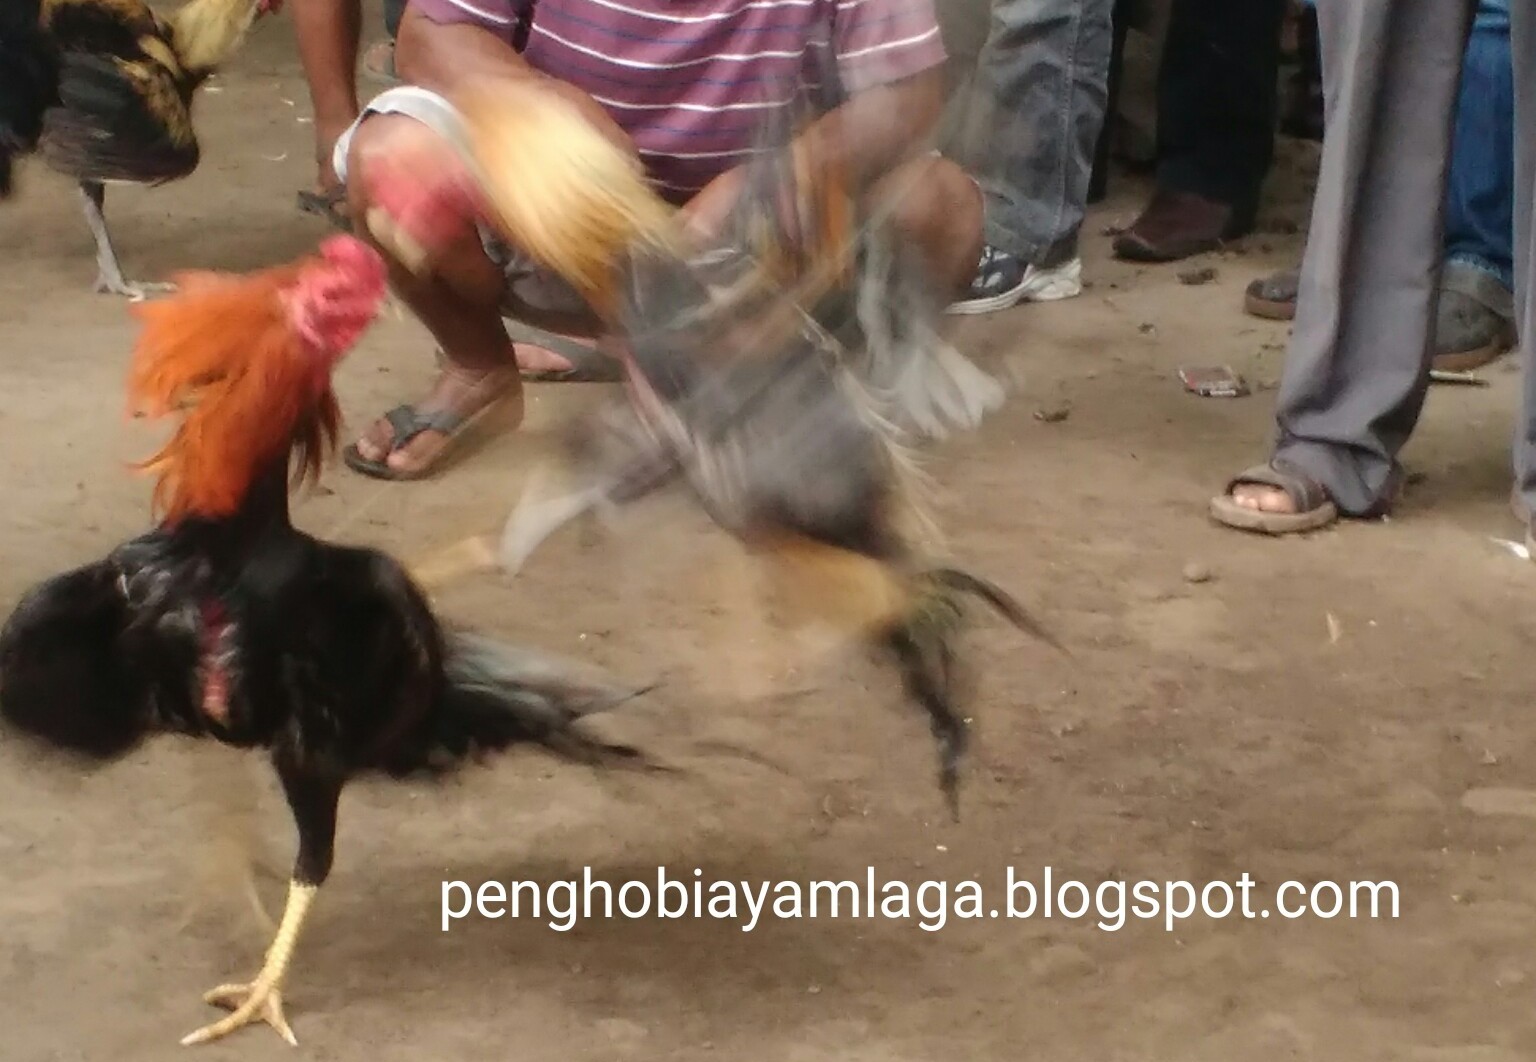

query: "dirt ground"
xmin=4 ymin=18 xmax=1536 ymax=1062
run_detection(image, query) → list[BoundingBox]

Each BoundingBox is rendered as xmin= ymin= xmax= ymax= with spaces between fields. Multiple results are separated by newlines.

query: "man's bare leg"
xmin=293 ymin=0 xmax=362 ymax=196
xmin=346 ymin=116 xmax=526 ymax=476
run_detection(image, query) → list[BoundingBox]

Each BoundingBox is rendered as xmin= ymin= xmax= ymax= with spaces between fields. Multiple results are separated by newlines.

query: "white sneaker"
xmin=947 ymin=249 xmax=1083 ymax=315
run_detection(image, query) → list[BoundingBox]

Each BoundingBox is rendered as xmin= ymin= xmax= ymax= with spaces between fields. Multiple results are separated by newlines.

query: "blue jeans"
xmin=971 ymin=0 xmax=1113 ymax=264
xmin=1445 ymin=0 xmax=1514 ymax=291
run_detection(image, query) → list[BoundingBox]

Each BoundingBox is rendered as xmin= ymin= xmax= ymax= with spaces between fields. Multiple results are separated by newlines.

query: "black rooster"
xmin=0 ymin=0 xmax=274 ymax=296
xmin=0 ymin=236 xmax=647 ymax=1047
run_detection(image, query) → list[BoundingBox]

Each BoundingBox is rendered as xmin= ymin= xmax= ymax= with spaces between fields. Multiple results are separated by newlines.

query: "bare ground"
xmin=2 ymin=20 xmax=1536 ymax=1062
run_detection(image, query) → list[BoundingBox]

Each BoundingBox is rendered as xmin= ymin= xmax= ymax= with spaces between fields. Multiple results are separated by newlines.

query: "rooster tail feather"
xmin=452 ymin=82 xmax=678 ymax=316
xmin=0 ymin=560 xmax=149 ymax=760
xmin=922 ymin=567 xmax=1062 ymax=652
xmin=877 ymin=567 xmax=1058 ymax=820
xmin=423 ymin=631 xmax=650 ymax=768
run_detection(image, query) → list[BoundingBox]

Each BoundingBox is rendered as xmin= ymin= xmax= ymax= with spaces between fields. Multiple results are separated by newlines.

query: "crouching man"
xmin=334 ymin=0 xmax=985 ymax=480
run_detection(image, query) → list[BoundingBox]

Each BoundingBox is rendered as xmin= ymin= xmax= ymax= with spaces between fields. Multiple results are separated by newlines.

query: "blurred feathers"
xmin=432 ymin=81 xmax=680 ymax=315
xmin=492 ymin=88 xmax=1043 ymax=813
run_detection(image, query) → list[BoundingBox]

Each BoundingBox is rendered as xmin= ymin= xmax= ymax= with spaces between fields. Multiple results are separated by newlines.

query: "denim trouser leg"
xmin=974 ymin=0 xmax=1113 ymax=264
xmin=1444 ymin=0 xmax=1514 ymax=290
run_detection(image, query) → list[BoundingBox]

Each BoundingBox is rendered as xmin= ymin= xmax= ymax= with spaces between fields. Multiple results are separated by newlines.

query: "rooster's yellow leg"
xmin=180 ymin=880 xmax=318 ymax=1047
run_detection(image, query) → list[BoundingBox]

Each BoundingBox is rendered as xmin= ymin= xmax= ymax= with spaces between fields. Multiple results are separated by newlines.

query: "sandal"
xmin=1209 ymin=460 xmax=1339 ymax=534
xmin=507 ymin=324 xmax=626 ymax=382
xmin=343 ymin=369 xmax=516 ymax=481
xmin=297 ymin=187 xmax=352 ymax=234
xmin=1243 ymin=265 xmax=1299 ymax=321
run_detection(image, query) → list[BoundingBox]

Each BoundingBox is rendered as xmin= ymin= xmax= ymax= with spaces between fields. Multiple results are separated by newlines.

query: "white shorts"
xmin=333 ymin=86 xmax=590 ymax=317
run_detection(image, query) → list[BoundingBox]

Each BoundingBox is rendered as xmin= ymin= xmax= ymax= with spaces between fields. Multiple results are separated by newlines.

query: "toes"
xmin=203 ymin=982 xmax=251 ymax=1008
xmin=264 ymin=997 xmax=298 ymax=1046
xmin=182 ymin=985 xmax=296 ymax=1047
xmin=385 ymin=430 xmax=446 ymax=474
xmin=1230 ymin=485 xmax=1297 ymax=515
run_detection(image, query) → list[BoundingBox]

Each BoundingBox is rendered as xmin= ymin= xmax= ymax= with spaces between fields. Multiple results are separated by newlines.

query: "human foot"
xmin=1433 ymin=264 xmax=1517 ymax=373
xmin=508 ymin=329 xmax=626 ymax=382
xmin=345 ymin=363 xmax=521 ymax=480
xmin=1243 ymin=265 xmax=1300 ymax=321
xmin=1209 ymin=461 xmax=1338 ymax=534
xmin=1113 ymin=189 xmax=1243 ymax=263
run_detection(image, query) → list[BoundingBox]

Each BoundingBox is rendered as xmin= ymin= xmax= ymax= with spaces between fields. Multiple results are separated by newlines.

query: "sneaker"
xmin=947 ymin=246 xmax=1083 ymax=315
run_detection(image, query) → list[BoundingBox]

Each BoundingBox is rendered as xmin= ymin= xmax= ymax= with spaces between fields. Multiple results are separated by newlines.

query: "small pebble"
xmin=1182 ymin=561 xmax=1213 ymax=584
xmin=1034 ymin=405 xmax=1071 ymax=423
xmin=1177 ymin=266 xmax=1218 ymax=286
xmin=1138 ymin=322 xmax=1156 ymax=336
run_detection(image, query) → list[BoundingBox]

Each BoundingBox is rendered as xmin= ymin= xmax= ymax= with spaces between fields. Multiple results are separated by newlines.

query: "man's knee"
xmin=341 ymin=113 xmax=432 ymax=216
xmin=881 ymin=157 xmax=981 ymax=234
xmin=879 ymin=156 xmax=985 ymax=291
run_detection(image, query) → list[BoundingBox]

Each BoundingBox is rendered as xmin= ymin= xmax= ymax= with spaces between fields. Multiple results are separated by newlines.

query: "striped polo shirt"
xmin=407 ymin=0 xmax=947 ymax=202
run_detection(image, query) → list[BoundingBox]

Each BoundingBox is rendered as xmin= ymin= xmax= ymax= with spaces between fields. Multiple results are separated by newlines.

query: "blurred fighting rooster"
xmin=359 ymin=78 xmax=1058 ymax=816
xmin=0 ymin=235 xmax=647 ymax=1046
xmin=0 ymin=0 xmax=278 ymax=296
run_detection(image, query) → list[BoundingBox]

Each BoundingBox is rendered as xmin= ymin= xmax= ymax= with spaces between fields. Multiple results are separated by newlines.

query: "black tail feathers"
xmin=423 ymin=632 xmax=651 ymax=770
xmin=0 ymin=561 xmax=149 ymax=760
xmin=883 ymin=567 xmax=1060 ymax=821
xmin=923 ymin=567 xmax=1064 ymax=653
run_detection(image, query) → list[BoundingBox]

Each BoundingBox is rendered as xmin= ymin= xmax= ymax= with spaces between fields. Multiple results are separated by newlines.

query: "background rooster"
xmin=0 ymin=0 xmax=277 ymax=296
xmin=0 ymin=0 xmax=58 ymax=198
xmin=0 ymin=236 xmax=647 ymax=1047
xmin=357 ymin=82 xmax=1058 ymax=816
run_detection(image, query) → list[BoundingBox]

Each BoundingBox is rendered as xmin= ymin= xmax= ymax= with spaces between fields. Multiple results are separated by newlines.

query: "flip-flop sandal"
xmin=508 ymin=325 xmax=626 ymax=382
xmin=1243 ymin=266 xmax=1299 ymax=321
xmin=297 ymin=188 xmax=352 ymax=234
xmin=1209 ymin=460 xmax=1339 ymax=534
xmin=343 ymin=391 xmax=509 ymax=481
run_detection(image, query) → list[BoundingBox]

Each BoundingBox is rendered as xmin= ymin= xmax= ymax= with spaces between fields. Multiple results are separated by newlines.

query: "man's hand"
xmin=256 ymin=0 xmax=284 ymax=15
xmin=679 ymin=167 xmax=748 ymax=244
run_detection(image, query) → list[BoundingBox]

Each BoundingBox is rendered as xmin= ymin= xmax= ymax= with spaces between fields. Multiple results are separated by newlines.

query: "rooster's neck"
xmin=171 ymin=453 xmax=295 ymax=559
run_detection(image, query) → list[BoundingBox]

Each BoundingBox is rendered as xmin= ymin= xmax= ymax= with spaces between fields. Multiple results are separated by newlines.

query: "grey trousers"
xmin=1274 ymin=0 xmax=1536 ymax=517
xmin=970 ymin=0 xmax=1113 ymax=264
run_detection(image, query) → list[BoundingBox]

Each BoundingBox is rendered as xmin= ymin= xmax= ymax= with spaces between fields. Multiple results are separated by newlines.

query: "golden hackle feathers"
xmin=450 ymin=80 xmax=681 ymax=319
xmin=126 ymin=260 xmax=338 ymax=523
xmin=164 ymin=0 xmax=263 ymax=78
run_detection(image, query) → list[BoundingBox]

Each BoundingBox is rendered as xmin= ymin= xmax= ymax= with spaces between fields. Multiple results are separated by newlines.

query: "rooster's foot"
xmin=181 ymin=981 xmax=296 ymax=1047
xmin=94 ymin=276 xmax=177 ymax=301
xmin=179 ymin=880 xmax=316 ymax=1047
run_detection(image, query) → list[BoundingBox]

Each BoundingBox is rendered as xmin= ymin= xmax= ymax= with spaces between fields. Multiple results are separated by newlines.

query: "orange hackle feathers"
xmin=125 ymin=237 xmax=387 ymax=524
xmin=127 ymin=263 xmax=332 ymax=523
